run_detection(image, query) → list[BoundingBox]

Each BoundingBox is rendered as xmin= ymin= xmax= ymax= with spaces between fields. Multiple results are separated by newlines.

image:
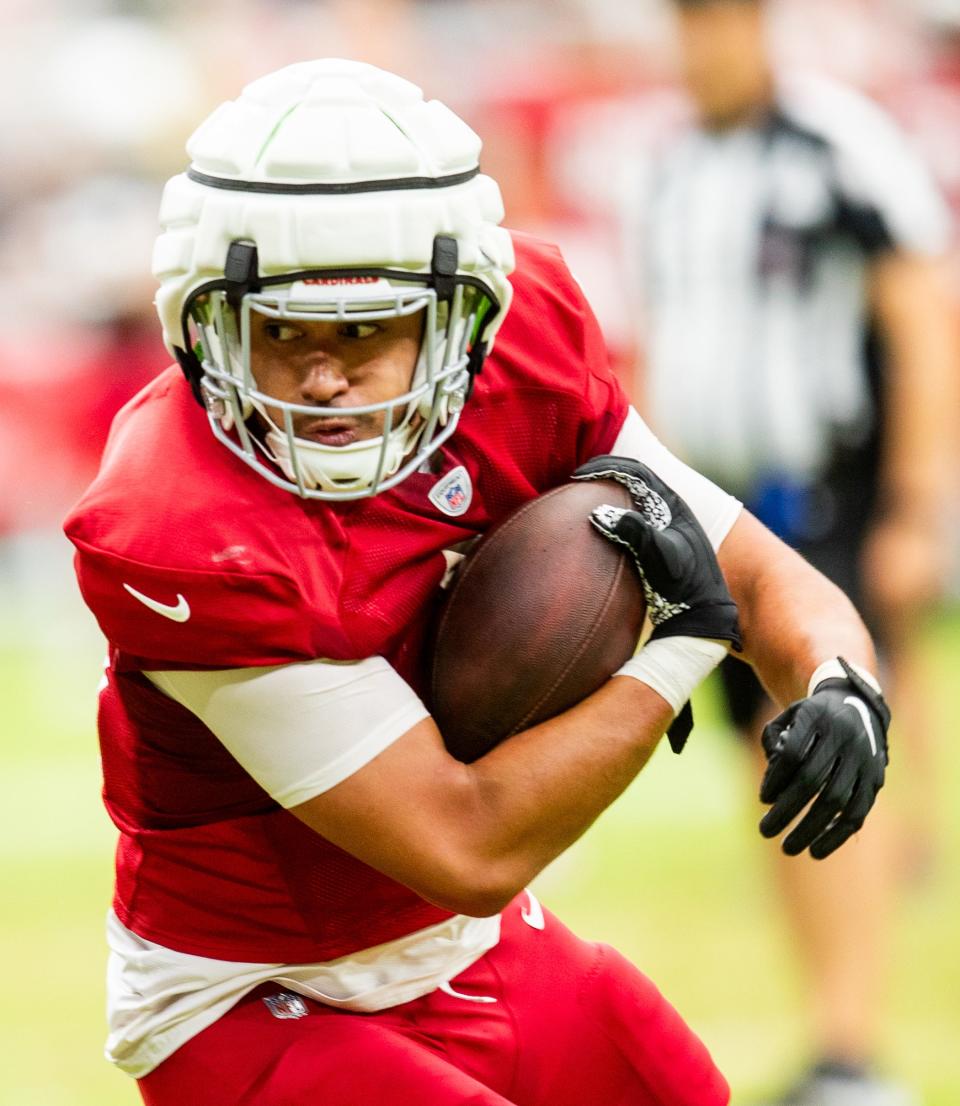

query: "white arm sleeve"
xmin=145 ymin=658 xmax=429 ymax=809
xmin=611 ymin=406 xmax=743 ymax=549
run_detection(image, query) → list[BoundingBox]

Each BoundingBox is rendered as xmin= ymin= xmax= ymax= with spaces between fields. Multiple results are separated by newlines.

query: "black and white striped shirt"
xmin=634 ymin=72 xmax=951 ymax=498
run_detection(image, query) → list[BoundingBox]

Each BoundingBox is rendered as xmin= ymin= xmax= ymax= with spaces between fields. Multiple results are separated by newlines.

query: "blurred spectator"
xmin=619 ymin=1 xmax=960 ymax=1104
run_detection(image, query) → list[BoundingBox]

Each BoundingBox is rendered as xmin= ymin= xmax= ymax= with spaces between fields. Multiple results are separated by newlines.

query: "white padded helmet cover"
xmin=153 ymin=59 xmax=515 ymax=354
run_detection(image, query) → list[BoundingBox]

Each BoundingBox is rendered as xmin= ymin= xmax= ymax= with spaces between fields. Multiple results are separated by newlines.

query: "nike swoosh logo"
xmin=123 ymin=583 xmax=191 ymax=623
xmin=520 ymin=890 xmax=545 ymax=931
xmin=844 ymin=695 xmax=878 ymax=757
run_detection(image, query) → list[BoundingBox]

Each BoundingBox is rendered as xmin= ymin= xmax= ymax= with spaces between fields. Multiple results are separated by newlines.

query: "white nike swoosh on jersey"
xmin=844 ymin=695 xmax=878 ymax=757
xmin=123 ymin=583 xmax=191 ymax=623
xmin=521 ymin=889 xmax=545 ymax=931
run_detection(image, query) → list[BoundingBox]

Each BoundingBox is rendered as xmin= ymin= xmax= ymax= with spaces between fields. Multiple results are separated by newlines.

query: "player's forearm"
xmin=452 ymin=676 xmax=673 ymax=907
xmin=292 ymin=677 xmax=672 ymax=917
xmin=719 ymin=510 xmax=876 ymax=706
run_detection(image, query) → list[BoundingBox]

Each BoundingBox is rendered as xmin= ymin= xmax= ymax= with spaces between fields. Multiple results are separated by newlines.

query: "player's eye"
xmin=264 ymin=323 xmax=303 ymax=342
xmin=339 ymin=322 xmax=379 ymax=340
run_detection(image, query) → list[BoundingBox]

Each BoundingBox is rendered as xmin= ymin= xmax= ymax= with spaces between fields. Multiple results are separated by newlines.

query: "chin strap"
xmin=177 ymin=239 xmax=263 ymax=407
xmin=430 ymin=234 xmax=498 ymax=393
xmin=175 ymin=345 xmax=205 ymax=404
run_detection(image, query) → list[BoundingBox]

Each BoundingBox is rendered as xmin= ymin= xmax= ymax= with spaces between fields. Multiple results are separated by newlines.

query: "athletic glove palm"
xmin=760 ymin=658 xmax=890 ymax=859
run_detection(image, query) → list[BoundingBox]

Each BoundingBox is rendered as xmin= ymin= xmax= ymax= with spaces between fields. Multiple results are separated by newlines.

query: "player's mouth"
xmin=297 ymin=417 xmax=369 ymax=447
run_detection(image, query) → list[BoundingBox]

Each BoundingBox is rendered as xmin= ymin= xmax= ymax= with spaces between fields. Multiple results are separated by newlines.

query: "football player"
xmin=65 ymin=60 xmax=889 ymax=1106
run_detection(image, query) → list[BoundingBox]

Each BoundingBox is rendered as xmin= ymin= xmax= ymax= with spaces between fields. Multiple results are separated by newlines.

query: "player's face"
xmin=674 ymin=2 xmax=772 ymax=129
xmin=248 ymin=310 xmax=425 ymax=446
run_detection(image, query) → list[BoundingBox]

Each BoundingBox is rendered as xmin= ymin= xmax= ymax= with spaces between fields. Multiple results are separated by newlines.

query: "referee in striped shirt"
xmin=627 ymin=2 xmax=960 ymax=1104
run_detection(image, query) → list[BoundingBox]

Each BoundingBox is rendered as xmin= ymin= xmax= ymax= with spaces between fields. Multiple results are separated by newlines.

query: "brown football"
xmin=428 ymin=480 xmax=647 ymax=762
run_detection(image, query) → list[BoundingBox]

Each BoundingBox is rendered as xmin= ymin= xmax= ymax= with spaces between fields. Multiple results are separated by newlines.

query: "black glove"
xmin=759 ymin=657 xmax=890 ymax=859
xmin=573 ymin=455 xmax=742 ymax=752
xmin=573 ymin=455 xmax=741 ymax=647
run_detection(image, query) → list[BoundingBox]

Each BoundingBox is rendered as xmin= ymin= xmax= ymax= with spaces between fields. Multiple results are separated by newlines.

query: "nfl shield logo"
xmin=429 ymin=465 xmax=473 ymax=518
xmin=263 ymin=992 xmax=309 ymax=1020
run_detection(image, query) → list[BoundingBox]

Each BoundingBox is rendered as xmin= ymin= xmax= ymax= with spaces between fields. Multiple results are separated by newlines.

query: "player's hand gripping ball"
xmin=573 ymin=455 xmax=741 ymax=753
xmin=759 ymin=658 xmax=890 ymax=859
xmin=573 ymin=456 xmax=741 ymax=648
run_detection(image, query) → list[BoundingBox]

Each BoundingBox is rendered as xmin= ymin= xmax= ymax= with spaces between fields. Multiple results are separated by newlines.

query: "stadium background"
xmin=1 ymin=1 xmax=958 ymax=1102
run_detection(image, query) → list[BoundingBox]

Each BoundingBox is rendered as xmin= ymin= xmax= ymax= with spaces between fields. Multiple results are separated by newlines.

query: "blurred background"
xmin=2 ymin=0 xmax=958 ymax=1103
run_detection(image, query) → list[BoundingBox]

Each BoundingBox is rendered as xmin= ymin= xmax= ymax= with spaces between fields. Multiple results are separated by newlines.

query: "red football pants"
xmin=138 ymin=895 xmax=729 ymax=1106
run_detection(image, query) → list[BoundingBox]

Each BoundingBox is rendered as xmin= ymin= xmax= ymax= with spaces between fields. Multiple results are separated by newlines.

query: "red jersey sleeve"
xmin=68 ymin=536 xmax=319 ymax=671
xmin=63 ymin=369 xmax=359 ymax=672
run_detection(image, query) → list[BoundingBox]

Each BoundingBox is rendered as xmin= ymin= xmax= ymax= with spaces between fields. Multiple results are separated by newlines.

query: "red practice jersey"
xmin=64 ymin=234 xmax=628 ymax=964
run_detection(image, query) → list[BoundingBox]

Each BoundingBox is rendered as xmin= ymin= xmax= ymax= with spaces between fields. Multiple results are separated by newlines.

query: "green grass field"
xmin=3 ymin=539 xmax=958 ymax=1105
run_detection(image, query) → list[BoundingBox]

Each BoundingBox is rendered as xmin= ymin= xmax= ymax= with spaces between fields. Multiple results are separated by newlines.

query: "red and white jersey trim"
xmin=106 ymin=908 xmax=501 ymax=1078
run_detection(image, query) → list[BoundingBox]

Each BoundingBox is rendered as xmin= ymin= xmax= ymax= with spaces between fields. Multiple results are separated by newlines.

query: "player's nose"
xmin=298 ymin=359 xmax=350 ymax=404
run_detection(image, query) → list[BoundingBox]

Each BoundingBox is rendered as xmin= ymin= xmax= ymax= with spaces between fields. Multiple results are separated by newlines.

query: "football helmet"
xmin=153 ymin=59 xmax=514 ymax=499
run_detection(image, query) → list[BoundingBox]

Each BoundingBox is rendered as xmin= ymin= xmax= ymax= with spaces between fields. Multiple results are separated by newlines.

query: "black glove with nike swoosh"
xmin=573 ymin=455 xmax=742 ymax=752
xmin=759 ymin=657 xmax=890 ymax=859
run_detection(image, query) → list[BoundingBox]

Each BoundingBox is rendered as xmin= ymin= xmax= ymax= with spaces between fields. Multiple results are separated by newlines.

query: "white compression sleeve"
xmin=146 ymin=657 xmax=429 ymax=808
xmin=611 ymin=406 xmax=742 ymax=551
